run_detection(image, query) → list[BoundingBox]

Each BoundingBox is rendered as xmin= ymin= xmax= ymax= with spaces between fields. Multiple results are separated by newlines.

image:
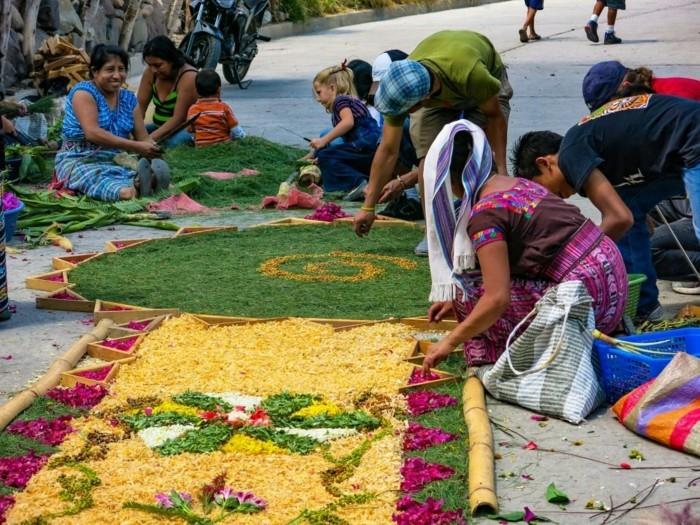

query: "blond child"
xmin=310 ymin=62 xmax=380 ymax=199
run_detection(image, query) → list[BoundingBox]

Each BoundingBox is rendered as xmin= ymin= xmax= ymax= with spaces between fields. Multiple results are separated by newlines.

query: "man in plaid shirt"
xmin=353 ymin=30 xmax=512 ymax=238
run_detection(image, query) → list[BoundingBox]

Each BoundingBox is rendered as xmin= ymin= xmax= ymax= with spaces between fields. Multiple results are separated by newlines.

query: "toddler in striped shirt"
xmin=187 ymin=69 xmax=245 ymax=147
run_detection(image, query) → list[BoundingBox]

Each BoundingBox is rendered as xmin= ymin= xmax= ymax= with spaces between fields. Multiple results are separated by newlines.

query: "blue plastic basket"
xmin=3 ymin=201 xmax=24 ymax=242
xmin=594 ymin=327 xmax=700 ymax=403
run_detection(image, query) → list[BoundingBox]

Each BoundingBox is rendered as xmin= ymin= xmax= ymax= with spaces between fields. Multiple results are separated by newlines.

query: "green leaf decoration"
xmin=120 ymin=412 xmax=201 ymax=431
xmin=240 ymin=426 xmax=319 ymax=455
xmin=261 ymin=392 xmax=318 ymax=422
xmin=546 ymin=482 xmax=570 ymax=504
xmin=155 ymin=424 xmax=233 ymax=456
xmin=171 ymin=391 xmax=232 ymax=412
xmin=487 ymin=511 xmax=525 ymax=522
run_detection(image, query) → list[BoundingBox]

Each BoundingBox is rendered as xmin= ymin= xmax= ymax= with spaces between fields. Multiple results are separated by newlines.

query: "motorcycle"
xmin=180 ymin=0 xmax=270 ymax=89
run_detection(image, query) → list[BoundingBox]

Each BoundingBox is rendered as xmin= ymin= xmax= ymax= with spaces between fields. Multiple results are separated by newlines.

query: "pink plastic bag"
xmin=146 ymin=194 xmax=211 ymax=215
xmin=261 ymin=184 xmax=324 ymax=210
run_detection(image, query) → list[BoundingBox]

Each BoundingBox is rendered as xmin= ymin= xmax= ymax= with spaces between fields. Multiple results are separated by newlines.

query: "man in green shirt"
xmin=353 ymin=30 xmax=512 ymax=237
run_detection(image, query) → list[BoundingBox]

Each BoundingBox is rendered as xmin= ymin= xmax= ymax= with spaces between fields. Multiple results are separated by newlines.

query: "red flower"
xmin=249 ymin=408 xmax=271 ymax=427
xmin=199 ymin=411 xmax=220 ymax=421
xmin=619 ymin=462 xmax=632 ymax=469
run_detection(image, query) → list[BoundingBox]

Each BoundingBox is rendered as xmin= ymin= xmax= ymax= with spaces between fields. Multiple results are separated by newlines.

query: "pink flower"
xmin=75 ymin=365 xmax=113 ymax=381
xmin=0 ymin=454 xmax=48 ymax=489
xmin=126 ymin=320 xmax=150 ymax=330
xmin=155 ymin=492 xmax=174 ymax=508
xmin=523 ymin=507 xmax=538 ymax=523
xmin=403 ymin=423 xmax=457 ymax=451
xmin=143 ymin=407 xmax=153 ymax=416
xmin=405 ymin=391 xmax=457 ymax=416
xmin=400 ymin=457 xmax=455 ymax=492
xmin=305 ymin=203 xmax=350 ymax=222
xmin=0 ymin=494 xmax=16 ymax=525
xmin=523 ymin=441 xmax=539 ymax=450
xmin=6 ymin=416 xmax=74 ymax=446
xmin=235 ymin=491 xmax=267 ymax=509
xmin=53 ymin=291 xmax=79 ymax=300
xmin=101 ymin=337 xmax=138 ymax=351
xmin=2 ymin=192 xmax=21 ymax=212
xmin=46 ymin=384 xmax=107 ymax=409
xmin=408 ymin=368 xmax=441 ymax=385
xmin=393 ymin=496 xmax=465 ymax=525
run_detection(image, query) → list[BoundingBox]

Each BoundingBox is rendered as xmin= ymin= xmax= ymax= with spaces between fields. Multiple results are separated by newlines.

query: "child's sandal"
xmin=518 ymin=29 xmax=529 ymax=43
xmin=529 ymin=33 xmax=542 ymax=41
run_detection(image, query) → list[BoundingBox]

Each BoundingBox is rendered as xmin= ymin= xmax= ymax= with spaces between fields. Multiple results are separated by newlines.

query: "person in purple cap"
xmin=353 ymin=30 xmax=512 ymax=239
xmin=510 ymin=89 xmax=700 ymax=321
xmin=583 ymin=61 xmax=700 ymax=111
xmin=584 ymin=0 xmax=624 ymax=45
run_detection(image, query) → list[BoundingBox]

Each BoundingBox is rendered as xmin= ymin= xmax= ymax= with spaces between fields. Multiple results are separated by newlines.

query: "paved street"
xmin=3 ymin=0 xmax=700 ymax=521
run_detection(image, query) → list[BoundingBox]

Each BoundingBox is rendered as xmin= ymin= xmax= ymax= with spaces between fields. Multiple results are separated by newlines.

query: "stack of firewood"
xmin=32 ymin=36 xmax=90 ymax=93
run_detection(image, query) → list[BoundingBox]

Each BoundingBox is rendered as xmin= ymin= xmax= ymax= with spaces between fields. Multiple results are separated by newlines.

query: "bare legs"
xmin=520 ymin=8 xmax=540 ymax=42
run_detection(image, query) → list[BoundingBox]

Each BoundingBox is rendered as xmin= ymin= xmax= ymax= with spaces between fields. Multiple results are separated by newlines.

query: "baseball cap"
xmin=372 ymin=53 xmax=393 ymax=83
xmin=582 ymin=61 xmax=629 ymax=111
xmin=374 ymin=60 xmax=431 ymax=116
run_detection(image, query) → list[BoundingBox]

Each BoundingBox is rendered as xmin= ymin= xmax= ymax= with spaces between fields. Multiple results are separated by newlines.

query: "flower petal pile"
xmin=5 ymin=317 xmax=412 ymax=524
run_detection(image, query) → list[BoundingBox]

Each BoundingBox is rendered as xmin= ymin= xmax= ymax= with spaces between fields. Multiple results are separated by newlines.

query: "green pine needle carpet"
xmin=70 ymin=225 xmax=430 ymax=319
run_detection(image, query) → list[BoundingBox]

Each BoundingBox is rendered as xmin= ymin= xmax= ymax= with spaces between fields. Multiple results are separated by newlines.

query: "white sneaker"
xmin=672 ymin=281 xmax=700 ymax=295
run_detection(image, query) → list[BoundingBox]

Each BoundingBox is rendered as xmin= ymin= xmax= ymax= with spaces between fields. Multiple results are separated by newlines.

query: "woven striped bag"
xmin=478 ymin=281 xmax=605 ymax=424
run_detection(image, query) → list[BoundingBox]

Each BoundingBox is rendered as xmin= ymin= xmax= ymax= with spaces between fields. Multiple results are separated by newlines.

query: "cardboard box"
xmin=87 ymin=334 xmax=145 ymax=361
xmin=25 ymin=270 xmax=72 ymax=292
xmin=104 ymin=239 xmax=152 ymax=252
xmin=36 ymin=288 xmax=95 ymax=312
xmin=51 ymin=252 xmax=100 ymax=270
xmin=398 ymin=366 xmax=458 ymax=393
xmin=60 ymin=361 xmax=123 ymax=387
xmin=174 ymin=226 xmax=238 ymax=237
xmin=93 ymin=300 xmax=179 ymax=324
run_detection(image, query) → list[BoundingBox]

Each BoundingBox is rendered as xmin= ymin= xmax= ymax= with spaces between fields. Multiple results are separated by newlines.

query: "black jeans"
xmin=651 ymin=218 xmax=700 ymax=281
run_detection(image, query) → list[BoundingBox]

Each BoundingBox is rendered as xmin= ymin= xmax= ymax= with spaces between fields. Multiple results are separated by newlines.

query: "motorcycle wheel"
xmin=180 ymin=33 xmax=221 ymax=69
xmin=223 ymin=58 xmax=251 ymax=84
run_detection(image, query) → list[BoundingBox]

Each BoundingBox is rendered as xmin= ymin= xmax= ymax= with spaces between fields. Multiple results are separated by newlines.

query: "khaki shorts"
xmin=409 ymin=68 xmax=513 ymax=159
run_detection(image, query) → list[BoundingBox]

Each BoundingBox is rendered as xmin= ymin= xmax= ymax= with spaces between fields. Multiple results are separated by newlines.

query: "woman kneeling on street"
xmin=422 ymin=120 xmax=628 ymax=370
xmin=55 ymin=45 xmax=164 ymax=201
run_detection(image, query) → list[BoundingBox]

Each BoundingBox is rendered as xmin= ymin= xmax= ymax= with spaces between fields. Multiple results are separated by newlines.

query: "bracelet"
xmin=396 ymin=175 xmax=406 ymax=190
xmin=360 ymin=205 xmax=376 ymax=213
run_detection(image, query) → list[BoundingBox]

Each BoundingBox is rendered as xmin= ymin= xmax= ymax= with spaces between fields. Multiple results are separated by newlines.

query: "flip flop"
xmin=529 ymin=33 xmax=542 ymax=41
xmin=518 ymin=29 xmax=529 ymax=43
xmin=137 ymin=158 xmax=153 ymax=197
xmin=151 ymin=159 xmax=171 ymax=193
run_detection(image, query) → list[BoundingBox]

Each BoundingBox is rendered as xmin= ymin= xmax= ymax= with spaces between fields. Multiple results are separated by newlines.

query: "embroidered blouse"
xmin=467 ymin=178 xmax=586 ymax=276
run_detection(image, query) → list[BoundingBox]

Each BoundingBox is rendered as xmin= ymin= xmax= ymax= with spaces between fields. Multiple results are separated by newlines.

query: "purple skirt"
xmin=455 ymin=220 xmax=628 ymax=366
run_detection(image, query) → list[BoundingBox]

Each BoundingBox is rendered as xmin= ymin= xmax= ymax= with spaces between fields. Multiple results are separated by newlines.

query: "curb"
xmin=127 ymin=0 xmax=506 ymax=80
xmin=265 ymin=0 xmax=507 ymax=40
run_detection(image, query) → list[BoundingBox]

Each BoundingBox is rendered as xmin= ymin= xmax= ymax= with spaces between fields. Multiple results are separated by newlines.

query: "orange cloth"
xmin=187 ymin=98 xmax=239 ymax=147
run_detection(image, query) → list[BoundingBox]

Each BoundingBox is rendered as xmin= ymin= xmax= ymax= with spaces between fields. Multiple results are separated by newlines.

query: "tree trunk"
xmin=165 ymin=0 xmax=183 ymax=34
xmin=119 ymin=0 xmax=144 ymax=49
xmin=0 ymin=0 xmax=12 ymax=92
xmin=82 ymin=0 xmax=103 ymax=50
xmin=21 ymin=0 xmax=42 ymax=65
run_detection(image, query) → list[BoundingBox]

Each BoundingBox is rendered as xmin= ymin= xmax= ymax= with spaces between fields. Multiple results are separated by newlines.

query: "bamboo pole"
xmin=463 ymin=368 xmax=498 ymax=514
xmin=0 ymin=319 xmax=114 ymax=431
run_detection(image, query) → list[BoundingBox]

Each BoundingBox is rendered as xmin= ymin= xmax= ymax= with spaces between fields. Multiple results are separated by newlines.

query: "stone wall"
xmin=1 ymin=0 xmax=168 ymax=90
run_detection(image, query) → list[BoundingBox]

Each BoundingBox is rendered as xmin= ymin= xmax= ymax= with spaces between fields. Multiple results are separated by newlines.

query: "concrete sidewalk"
xmin=3 ymin=0 xmax=700 ymax=522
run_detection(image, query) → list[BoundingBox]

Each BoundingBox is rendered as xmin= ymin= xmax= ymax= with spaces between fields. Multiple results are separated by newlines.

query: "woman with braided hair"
xmin=308 ymin=62 xmax=381 ymax=199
